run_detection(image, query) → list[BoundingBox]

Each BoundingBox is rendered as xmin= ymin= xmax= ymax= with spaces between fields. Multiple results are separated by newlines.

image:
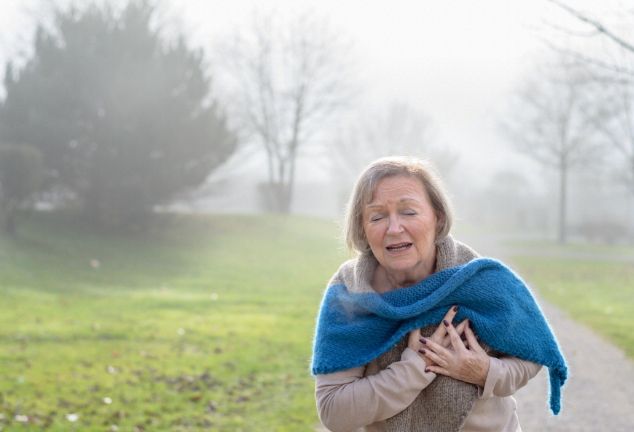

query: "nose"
xmin=386 ymin=214 xmax=403 ymax=234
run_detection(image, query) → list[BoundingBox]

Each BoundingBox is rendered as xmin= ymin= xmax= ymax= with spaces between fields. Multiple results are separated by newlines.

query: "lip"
xmin=385 ymin=242 xmax=413 ymax=254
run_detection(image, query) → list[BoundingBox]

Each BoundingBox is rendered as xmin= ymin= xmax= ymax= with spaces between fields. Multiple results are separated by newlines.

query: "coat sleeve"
xmin=478 ymin=356 xmax=542 ymax=399
xmin=315 ymin=348 xmax=436 ymax=432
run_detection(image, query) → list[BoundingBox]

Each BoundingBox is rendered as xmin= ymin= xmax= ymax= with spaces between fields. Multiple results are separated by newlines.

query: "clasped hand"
xmin=407 ymin=306 xmax=490 ymax=387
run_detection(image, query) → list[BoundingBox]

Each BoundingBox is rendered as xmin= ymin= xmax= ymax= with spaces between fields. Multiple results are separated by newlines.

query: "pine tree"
xmin=0 ymin=1 xmax=237 ymax=227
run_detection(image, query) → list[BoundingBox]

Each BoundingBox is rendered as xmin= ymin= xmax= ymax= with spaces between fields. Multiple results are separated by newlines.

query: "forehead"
xmin=368 ymin=175 xmax=428 ymax=203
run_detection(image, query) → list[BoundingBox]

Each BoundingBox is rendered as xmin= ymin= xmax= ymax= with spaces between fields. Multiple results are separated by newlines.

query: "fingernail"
xmin=418 ymin=348 xmax=426 ymax=354
xmin=419 ymin=338 xmax=427 ymax=345
xmin=443 ymin=320 xmax=449 ymax=327
xmin=453 ymin=305 xmax=458 ymax=312
xmin=424 ymin=367 xmax=429 ymax=373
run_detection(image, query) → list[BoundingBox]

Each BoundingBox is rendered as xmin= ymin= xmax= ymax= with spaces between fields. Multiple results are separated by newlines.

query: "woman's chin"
xmin=382 ymin=255 xmax=435 ymax=278
xmin=383 ymin=259 xmax=420 ymax=274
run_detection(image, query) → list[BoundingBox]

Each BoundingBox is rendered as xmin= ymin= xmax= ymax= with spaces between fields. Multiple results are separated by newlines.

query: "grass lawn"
xmin=504 ymin=238 xmax=634 ymax=258
xmin=0 ymin=213 xmax=346 ymax=431
xmin=510 ymin=255 xmax=634 ymax=359
xmin=2 ymin=213 xmax=634 ymax=431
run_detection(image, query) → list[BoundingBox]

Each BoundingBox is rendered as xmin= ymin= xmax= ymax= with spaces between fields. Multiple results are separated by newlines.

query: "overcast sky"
xmin=0 ymin=0 xmax=625 ymax=190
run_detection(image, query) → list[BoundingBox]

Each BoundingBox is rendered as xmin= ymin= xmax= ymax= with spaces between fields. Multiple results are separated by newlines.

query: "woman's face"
xmin=363 ymin=175 xmax=438 ymax=277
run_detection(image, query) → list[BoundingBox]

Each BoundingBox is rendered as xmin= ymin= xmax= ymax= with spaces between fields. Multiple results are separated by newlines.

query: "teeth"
xmin=387 ymin=243 xmax=411 ymax=251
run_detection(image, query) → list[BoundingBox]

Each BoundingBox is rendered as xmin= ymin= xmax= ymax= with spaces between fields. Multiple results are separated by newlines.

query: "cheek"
xmin=413 ymin=217 xmax=437 ymax=240
xmin=364 ymin=225 xmax=383 ymax=248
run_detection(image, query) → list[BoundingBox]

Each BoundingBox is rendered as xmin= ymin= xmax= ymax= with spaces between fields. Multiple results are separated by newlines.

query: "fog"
xmin=1 ymin=0 xmax=632 ymax=242
xmin=183 ymin=0 xmax=631 ymax=244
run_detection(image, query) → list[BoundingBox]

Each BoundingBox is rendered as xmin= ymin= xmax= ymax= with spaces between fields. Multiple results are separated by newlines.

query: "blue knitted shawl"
xmin=311 ymin=257 xmax=567 ymax=415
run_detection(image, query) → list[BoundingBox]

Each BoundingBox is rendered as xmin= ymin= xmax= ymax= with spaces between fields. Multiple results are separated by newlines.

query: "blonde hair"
xmin=343 ymin=156 xmax=453 ymax=254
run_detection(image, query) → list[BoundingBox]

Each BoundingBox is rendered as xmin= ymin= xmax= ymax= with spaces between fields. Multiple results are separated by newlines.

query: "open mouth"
xmin=386 ymin=242 xmax=413 ymax=252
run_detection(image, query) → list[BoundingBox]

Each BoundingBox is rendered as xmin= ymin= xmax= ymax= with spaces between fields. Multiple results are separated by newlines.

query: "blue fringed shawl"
xmin=311 ymin=257 xmax=568 ymax=414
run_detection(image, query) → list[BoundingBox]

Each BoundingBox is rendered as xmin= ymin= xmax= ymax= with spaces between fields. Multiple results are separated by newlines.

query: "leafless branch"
xmin=548 ymin=0 xmax=634 ymax=53
xmin=539 ymin=37 xmax=634 ymax=80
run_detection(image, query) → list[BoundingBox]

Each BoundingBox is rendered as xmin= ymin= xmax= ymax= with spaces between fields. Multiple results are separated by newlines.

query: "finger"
xmin=407 ymin=329 xmax=421 ymax=349
xmin=431 ymin=305 xmax=458 ymax=339
xmin=424 ymin=365 xmax=449 ymax=376
xmin=418 ymin=347 xmax=448 ymax=368
xmin=442 ymin=334 xmax=451 ymax=348
xmin=419 ymin=335 xmax=453 ymax=359
xmin=443 ymin=305 xmax=459 ymax=325
xmin=444 ymin=318 xmax=466 ymax=352
xmin=464 ymin=323 xmax=486 ymax=354
xmin=454 ymin=319 xmax=468 ymax=336
xmin=442 ymin=320 xmax=468 ymax=347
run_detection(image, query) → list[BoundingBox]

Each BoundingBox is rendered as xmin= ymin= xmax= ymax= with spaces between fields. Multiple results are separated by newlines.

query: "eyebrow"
xmin=366 ymin=198 xmax=420 ymax=209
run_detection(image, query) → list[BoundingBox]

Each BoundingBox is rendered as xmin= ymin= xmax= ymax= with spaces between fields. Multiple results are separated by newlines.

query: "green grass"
xmin=0 ymin=213 xmax=347 ymax=431
xmin=504 ymin=238 xmax=634 ymax=257
xmin=3 ymin=213 xmax=634 ymax=431
xmin=510 ymin=256 xmax=634 ymax=359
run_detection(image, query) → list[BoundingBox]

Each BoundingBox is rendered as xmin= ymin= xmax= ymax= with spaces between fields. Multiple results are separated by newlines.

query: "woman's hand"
xmin=407 ymin=305 xmax=468 ymax=365
xmin=419 ymin=321 xmax=490 ymax=387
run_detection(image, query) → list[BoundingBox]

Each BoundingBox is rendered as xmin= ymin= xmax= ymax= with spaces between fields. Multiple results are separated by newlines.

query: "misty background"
xmin=1 ymin=0 xmax=632 ymax=243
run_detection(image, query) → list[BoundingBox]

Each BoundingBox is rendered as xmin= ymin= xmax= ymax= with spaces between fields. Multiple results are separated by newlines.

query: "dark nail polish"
xmin=443 ymin=320 xmax=449 ymax=327
xmin=453 ymin=305 xmax=458 ymax=312
xmin=419 ymin=338 xmax=427 ymax=345
xmin=425 ymin=367 xmax=429 ymax=373
xmin=418 ymin=349 xmax=426 ymax=355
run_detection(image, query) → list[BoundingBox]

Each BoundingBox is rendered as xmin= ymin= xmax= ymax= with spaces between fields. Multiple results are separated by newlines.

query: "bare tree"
xmin=216 ymin=11 xmax=351 ymax=213
xmin=586 ymin=82 xmax=634 ymax=190
xmin=330 ymin=101 xmax=458 ymax=207
xmin=545 ymin=0 xmax=634 ymax=81
xmin=588 ymin=83 xmax=634 ymax=235
xmin=500 ymin=59 xmax=602 ymax=243
xmin=545 ymin=1 xmax=634 ymax=234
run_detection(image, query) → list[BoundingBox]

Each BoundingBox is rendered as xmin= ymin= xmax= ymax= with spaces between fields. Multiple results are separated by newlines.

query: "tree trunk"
xmin=558 ymin=158 xmax=568 ymax=244
xmin=280 ymin=182 xmax=292 ymax=213
xmin=268 ymin=181 xmax=291 ymax=213
xmin=628 ymin=179 xmax=634 ymax=244
xmin=273 ymin=157 xmax=292 ymax=214
xmin=283 ymin=149 xmax=298 ymax=214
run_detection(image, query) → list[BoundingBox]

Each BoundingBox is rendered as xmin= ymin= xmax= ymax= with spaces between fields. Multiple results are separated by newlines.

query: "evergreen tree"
xmin=0 ymin=1 xmax=237 ymax=227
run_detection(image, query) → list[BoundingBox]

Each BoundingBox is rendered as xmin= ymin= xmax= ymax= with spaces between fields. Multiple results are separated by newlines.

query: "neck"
xmin=374 ymin=257 xmax=436 ymax=292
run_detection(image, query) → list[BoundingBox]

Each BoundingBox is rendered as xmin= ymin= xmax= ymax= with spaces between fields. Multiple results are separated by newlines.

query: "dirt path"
xmin=512 ymin=297 xmax=634 ymax=431
xmin=315 ymin=234 xmax=634 ymax=431
xmin=465 ymin=232 xmax=634 ymax=431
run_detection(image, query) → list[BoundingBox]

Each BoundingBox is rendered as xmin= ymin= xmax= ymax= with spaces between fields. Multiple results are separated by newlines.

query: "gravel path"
xmin=513 ymin=297 xmax=634 ymax=431
xmin=465 ymin=232 xmax=634 ymax=431
xmin=315 ymin=234 xmax=634 ymax=431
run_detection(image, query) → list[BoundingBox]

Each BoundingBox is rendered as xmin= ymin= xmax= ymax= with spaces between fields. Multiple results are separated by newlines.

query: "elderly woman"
xmin=311 ymin=157 xmax=567 ymax=432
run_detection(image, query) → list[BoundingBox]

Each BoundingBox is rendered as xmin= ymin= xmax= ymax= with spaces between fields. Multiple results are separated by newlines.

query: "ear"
xmin=435 ymin=213 xmax=445 ymax=236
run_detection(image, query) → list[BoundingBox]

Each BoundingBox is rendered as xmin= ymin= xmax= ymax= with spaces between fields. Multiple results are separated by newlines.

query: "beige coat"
xmin=316 ymin=348 xmax=541 ymax=431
